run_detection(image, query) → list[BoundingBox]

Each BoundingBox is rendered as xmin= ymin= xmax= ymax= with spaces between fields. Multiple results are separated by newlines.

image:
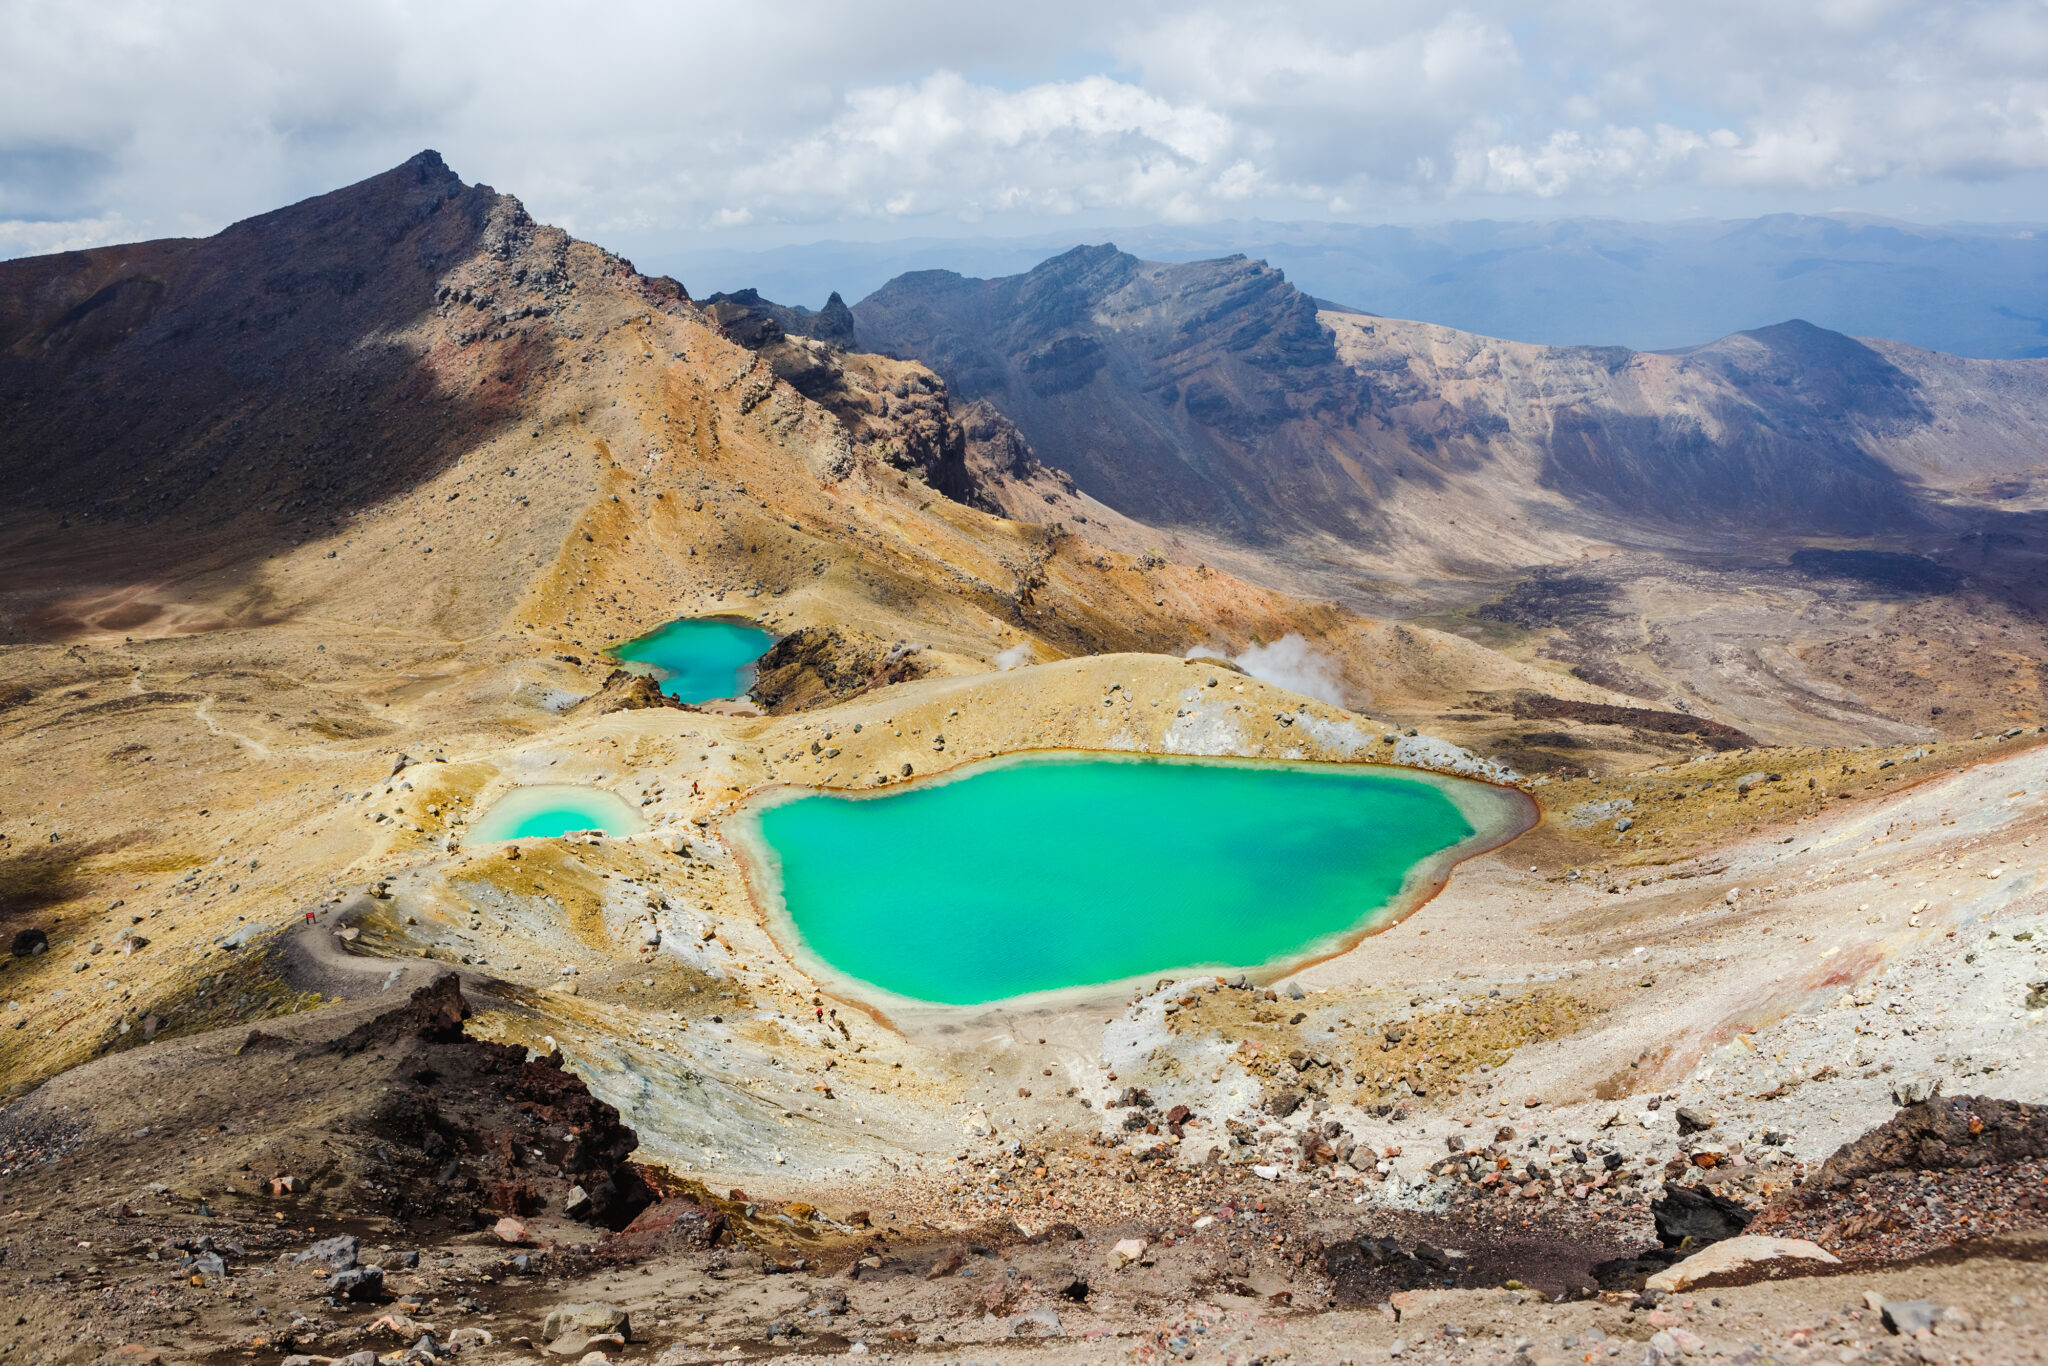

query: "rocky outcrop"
xmin=697 ymin=285 xmax=1047 ymax=513
xmin=749 ymin=627 xmax=927 ymax=713
xmin=1739 ymin=1097 xmax=2048 ymax=1264
xmin=703 ymin=287 xmax=856 ymax=351
xmin=1805 ymin=1095 xmax=2048 ymax=1192
xmin=572 ymin=668 xmax=683 ymax=716
xmin=311 ymin=974 xmax=657 ymax=1230
xmin=1390 ymin=734 xmax=1521 ymax=785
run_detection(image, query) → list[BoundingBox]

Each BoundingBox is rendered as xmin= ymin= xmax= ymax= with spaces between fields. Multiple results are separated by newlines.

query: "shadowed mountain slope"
xmin=0 ymin=152 xmax=510 ymax=547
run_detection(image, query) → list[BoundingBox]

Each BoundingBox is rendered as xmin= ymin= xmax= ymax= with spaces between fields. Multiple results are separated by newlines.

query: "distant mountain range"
xmin=854 ymin=244 xmax=2048 ymax=603
xmin=661 ymin=215 xmax=2048 ymax=359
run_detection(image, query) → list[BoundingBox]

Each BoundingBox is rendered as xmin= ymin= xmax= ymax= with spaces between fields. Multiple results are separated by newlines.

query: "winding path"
xmin=275 ymin=891 xmax=490 ymax=1004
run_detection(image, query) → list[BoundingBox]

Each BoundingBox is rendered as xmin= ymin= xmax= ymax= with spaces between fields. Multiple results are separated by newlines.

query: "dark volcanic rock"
xmin=1502 ymin=693 xmax=1758 ymax=751
xmin=1743 ymin=1097 xmax=2048 ymax=1262
xmin=315 ymin=973 xmax=653 ymax=1231
xmin=1790 ymin=548 xmax=1964 ymax=595
xmin=596 ymin=1195 xmax=731 ymax=1261
xmin=809 ymin=291 xmax=857 ymax=348
xmin=1652 ymin=1182 xmax=1754 ymax=1248
xmin=704 ymin=286 xmax=856 ymax=350
xmin=328 ymin=1265 xmax=384 ymax=1301
xmin=1808 ymin=1095 xmax=2048 ymax=1191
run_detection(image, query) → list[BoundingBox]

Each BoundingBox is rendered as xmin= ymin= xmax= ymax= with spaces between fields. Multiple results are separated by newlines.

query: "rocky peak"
xmin=212 ymin=146 xmax=479 ymax=258
xmin=0 ymin=149 xmax=596 ymax=577
xmin=854 ymin=246 xmax=1354 ymax=533
xmin=703 ymin=286 xmax=857 ymax=352
xmin=811 ymin=290 xmax=857 ymax=348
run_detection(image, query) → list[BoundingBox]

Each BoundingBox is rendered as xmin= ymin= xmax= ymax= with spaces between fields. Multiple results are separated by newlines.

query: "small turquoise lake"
xmin=469 ymin=785 xmax=649 ymax=842
xmin=734 ymin=753 xmax=1527 ymax=1006
xmin=608 ymin=617 xmax=775 ymax=703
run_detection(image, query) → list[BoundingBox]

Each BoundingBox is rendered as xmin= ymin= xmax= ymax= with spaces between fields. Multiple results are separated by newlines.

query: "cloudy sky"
xmin=4 ymin=0 xmax=2047 ymax=261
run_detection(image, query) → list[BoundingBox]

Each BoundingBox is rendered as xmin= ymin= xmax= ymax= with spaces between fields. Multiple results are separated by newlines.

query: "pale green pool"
xmin=609 ymin=617 xmax=775 ymax=703
xmin=468 ymin=784 xmax=649 ymax=842
xmin=733 ymin=753 xmax=1527 ymax=1005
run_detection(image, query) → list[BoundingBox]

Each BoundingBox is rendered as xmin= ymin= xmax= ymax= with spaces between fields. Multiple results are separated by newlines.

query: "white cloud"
xmin=1453 ymin=124 xmax=1713 ymax=198
xmin=0 ymin=212 xmax=137 ymax=256
xmin=1 ymin=0 xmax=2044 ymax=258
xmin=729 ymin=71 xmax=1245 ymax=223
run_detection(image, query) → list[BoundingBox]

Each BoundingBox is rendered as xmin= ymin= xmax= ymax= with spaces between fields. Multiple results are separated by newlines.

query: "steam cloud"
xmin=1189 ymin=633 xmax=1346 ymax=707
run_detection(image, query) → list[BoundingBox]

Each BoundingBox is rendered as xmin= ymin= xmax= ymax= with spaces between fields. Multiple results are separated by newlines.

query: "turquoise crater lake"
xmin=468 ymin=785 xmax=648 ymax=842
xmin=735 ymin=753 xmax=1528 ymax=1006
xmin=609 ymin=617 xmax=775 ymax=703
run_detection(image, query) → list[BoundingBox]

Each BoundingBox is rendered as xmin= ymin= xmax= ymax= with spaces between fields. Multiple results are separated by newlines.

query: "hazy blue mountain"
xmin=656 ymin=215 xmax=2048 ymax=359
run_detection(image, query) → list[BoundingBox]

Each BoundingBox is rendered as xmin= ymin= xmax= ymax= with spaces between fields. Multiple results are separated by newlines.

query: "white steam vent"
xmin=1188 ymin=633 xmax=1346 ymax=706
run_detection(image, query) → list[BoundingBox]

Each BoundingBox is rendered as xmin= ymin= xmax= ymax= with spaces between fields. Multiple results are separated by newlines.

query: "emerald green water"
xmin=469 ymin=785 xmax=649 ymax=842
xmin=745 ymin=754 xmax=1489 ymax=1005
xmin=609 ymin=618 xmax=774 ymax=702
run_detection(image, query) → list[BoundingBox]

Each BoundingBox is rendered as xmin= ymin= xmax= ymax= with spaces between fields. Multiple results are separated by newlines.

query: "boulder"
xmin=1107 ymin=1238 xmax=1148 ymax=1269
xmin=295 ymin=1234 xmax=359 ymax=1270
xmin=1645 ymin=1236 xmax=1839 ymax=1292
xmin=1891 ymin=1075 xmax=1939 ymax=1105
xmin=1880 ymin=1299 xmax=1939 ymax=1336
xmin=1010 ymin=1306 xmax=1063 ymax=1337
xmin=542 ymin=1303 xmax=631 ymax=1343
xmin=329 ymin=1266 xmax=384 ymax=1301
xmin=550 ymin=1333 xmax=624 ymax=1358
xmin=10 ymin=928 xmax=47 ymax=957
xmin=1652 ymin=1182 xmax=1752 ymax=1248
